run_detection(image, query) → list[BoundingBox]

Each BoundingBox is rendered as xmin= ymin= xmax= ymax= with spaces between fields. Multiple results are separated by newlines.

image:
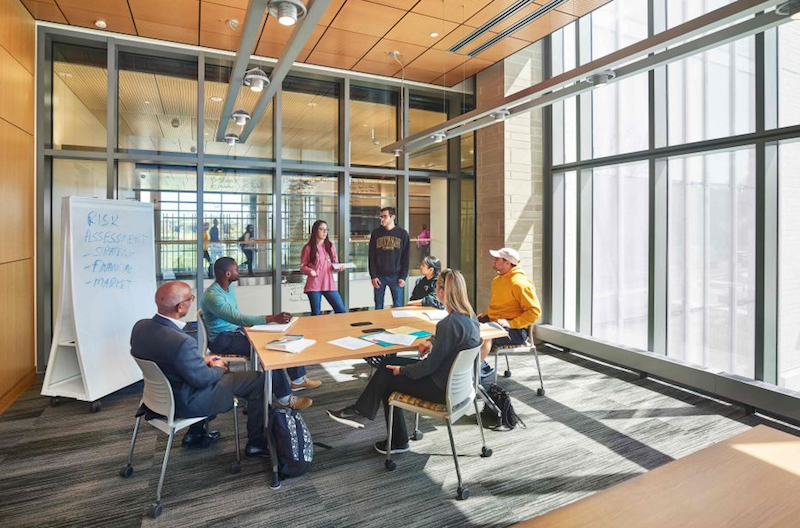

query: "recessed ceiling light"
xmin=204 ymin=132 xmax=209 ymax=136
xmin=95 ymin=19 xmax=107 ymax=29
xmin=210 ymin=96 xmax=224 ymax=102
xmin=307 ymin=102 xmax=317 ymax=107
xmin=227 ymin=19 xmax=239 ymax=30
xmin=430 ymin=32 xmax=439 ymax=38
xmin=144 ymin=100 xmax=151 ymax=105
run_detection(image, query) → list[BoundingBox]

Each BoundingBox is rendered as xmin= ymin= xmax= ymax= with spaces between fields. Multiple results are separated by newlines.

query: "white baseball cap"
xmin=489 ymin=247 xmax=520 ymax=265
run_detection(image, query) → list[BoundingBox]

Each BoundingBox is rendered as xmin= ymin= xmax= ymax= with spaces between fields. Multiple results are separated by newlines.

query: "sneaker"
xmin=326 ymin=406 xmax=367 ymax=429
xmin=276 ymin=395 xmax=312 ymax=410
xmin=291 ymin=377 xmax=322 ymax=391
xmin=374 ymin=439 xmax=410 ymax=455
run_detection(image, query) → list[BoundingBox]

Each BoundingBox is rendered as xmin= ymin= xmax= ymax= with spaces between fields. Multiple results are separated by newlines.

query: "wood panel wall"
xmin=0 ymin=0 xmax=35 ymax=416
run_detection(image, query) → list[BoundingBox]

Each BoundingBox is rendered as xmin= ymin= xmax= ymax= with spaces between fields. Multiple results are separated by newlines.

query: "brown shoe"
xmin=291 ymin=377 xmax=322 ymax=391
xmin=277 ymin=395 xmax=312 ymax=410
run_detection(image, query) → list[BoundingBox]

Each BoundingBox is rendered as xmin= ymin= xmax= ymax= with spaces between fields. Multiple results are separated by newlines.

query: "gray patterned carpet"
xmin=0 ymin=348 xmax=786 ymax=527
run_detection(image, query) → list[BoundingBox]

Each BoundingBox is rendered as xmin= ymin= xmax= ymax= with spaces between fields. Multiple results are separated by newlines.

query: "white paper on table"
xmin=391 ymin=310 xmax=419 ymax=318
xmin=250 ymin=317 xmax=298 ymax=333
xmin=332 ymin=262 xmax=356 ymax=270
xmin=329 ymin=336 xmax=373 ymax=350
xmin=363 ymin=332 xmax=417 ymax=346
xmin=424 ymin=310 xmax=448 ymax=321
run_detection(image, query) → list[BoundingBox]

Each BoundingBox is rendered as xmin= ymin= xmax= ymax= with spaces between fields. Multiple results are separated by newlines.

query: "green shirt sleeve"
xmin=205 ymin=288 xmax=266 ymax=327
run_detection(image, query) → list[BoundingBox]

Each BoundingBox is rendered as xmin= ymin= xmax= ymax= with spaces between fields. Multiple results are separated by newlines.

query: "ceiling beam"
xmin=215 ymin=0 xmax=270 ymax=142
xmin=239 ymin=0 xmax=333 ymax=143
xmin=382 ymin=0 xmax=787 ymax=155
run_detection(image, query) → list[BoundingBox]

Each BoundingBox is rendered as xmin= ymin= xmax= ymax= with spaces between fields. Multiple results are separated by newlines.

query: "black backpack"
xmin=481 ymin=383 xmax=525 ymax=430
xmin=268 ymin=407 xmax=313 ymax=478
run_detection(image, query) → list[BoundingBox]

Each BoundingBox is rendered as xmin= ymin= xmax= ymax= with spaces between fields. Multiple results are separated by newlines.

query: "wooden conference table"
xmin=245 ymin=306 xmax=508 ymax=489
xmin=513 ymin=425 xmax=800 ymax=528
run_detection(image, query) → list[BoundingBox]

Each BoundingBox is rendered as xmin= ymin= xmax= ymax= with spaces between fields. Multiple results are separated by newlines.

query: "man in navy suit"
xmin=131 ymin=280 xmax=268 ymax=456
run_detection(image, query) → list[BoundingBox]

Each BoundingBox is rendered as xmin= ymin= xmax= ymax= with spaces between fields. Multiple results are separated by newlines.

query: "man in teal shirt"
xmin=201 ymin=257 xmax=320 ymax=410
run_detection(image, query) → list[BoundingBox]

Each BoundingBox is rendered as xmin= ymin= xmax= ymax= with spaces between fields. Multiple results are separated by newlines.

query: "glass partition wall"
xmin=38 ymin=28 xmax=475 ymax=369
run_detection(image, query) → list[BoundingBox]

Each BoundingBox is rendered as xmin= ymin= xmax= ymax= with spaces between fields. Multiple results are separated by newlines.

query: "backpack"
xmin=237 ymin=233 xmax=246 ymax=251
xmin=268 ymin=407 xmax=313 ymax=479
xmin=481 ymin=383 xmax=525 ymax=430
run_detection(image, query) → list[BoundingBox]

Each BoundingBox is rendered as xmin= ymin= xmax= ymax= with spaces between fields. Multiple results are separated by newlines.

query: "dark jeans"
xmin=374 ymin=275 xmax=403 ymax=310
xmin=353 ymin=357 xmax=445 ymax=447
xmin=307 ymin=290 xmax=346 ymax=316
xmin=203 ymin=250 xmax=213 ymax=277
xmin=185 ymin=370 xmax=264 ymax=442
xmin=209 ymin=329 xmax=306 ymax=399
xmin=492 ymin=327 xmax=529 ymax=348
xmin=242 ymin=249 xmax=254 ymax=273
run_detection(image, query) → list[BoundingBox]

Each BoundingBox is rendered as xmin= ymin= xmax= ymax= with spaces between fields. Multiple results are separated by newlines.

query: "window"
xmin=409 ymin=92 xmax=447 ymax=171
xmin=52 ymin=43 xmax=107 ymax=150
xmin=408 ymin=178 xmax=448 ymax=277
xmin=564 ymin=171 xmax=578 ymax=332
xmin=779 ymin=20 xmax=800 ymax=128
xmin=667 ymin=147 xmax=756 ymax=377
xmin=282 ymin=77 xmax=340 ymax=164
xmin=779 ymin=140 xmax=800 ymax=389
xmin=592 ymin=162 xmax=649 ymax=349
xmin=351 ymin=85 xmax=397 ymax=168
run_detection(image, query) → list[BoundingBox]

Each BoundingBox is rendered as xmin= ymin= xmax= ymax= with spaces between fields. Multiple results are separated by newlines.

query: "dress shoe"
xmin=181 ymin=430 xmax=221 ymax=449
xmin=245 ymin=440 xmax=270 ymax=458
xmin=290 ymin=377 xmax=322 ymax=391
xmin=276 ymin=395 xmax=312 ymax=410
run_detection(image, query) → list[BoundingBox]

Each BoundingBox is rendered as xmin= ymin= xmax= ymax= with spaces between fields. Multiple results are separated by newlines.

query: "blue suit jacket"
xmin=130 ymin=315 xmax=226 ymax=418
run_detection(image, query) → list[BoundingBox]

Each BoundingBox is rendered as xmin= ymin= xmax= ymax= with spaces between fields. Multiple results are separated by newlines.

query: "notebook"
xmin=266 ymin=335 xmax=315 ymax=354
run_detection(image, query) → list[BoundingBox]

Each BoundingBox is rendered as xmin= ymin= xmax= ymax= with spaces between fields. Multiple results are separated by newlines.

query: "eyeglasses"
xmin=176 ymin=294 xmax=195 ymax=309
xmin=318 ymin=227 xmax=328 ymax=232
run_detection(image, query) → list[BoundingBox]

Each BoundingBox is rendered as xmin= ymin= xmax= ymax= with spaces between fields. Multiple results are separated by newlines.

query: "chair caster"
xmin=481 ymin=447 xmax=493 ymax=458
xmin=411 ymin=430 xmax=423 ymax=441
xmin=119 ymin=464 xmax=133 ymax=478
xmin=457 ymin=486 xmax=470 ymax=500
xmin=385 ymin=459 xmax=396 ymax=471
xmin=537 ymin=388 xmax=546 ymax=397
xmin=230 ymin=461 xmax=241 ymax=474
xmin=269 ymin=473 xmax=281 ymax=490
xmin=503 ymin=371 xmax=511 ymax=378
xmin=148 ymin=502 xmax=163 ymax=519
xmin=50 ymin=397 xmax=61 ymax=407
xmin=88 ymin=400 xmax=101 ymax=413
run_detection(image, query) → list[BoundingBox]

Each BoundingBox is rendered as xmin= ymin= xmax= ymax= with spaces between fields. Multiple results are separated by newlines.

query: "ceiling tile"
xmin=466 ymin=0 xmax=542 ymax=29
xmin=129 ymin=0 xmax=199 ymax=29
xmin=363 ymin=0 xmax=417 ymax=9
xmin=200 ymin=30 xmax=242 ymax=50
xmin=21 ymin=0 xmax=67 ymax=23
xmin=393 ymin=65 xmax=442 ymax=83
xmin=203 ymin=0 xmax=248 ymax=8
xmin=407 ymin=47 xmax=469 ymax=75
xmin=352 ymin=58 xmax=400 ymax=77
xmin=313 ymin=27 xmax=379 ymax=59
xmin=255 ymin=24 xmax=324 ymax=60
xmin=57 ymin=0 xmax=131 ymax=15
xmin=136 ymin=20 xmax=199 ymax=45
xmin=200 ymin=1 xmax=262 ymax=36
xmin=306 ymin=50 xmax=359 ymax=70
xmin=411 ymin=0 xmax=488 ymax=24
xmin=432 ymin=23 xmax=496 ymax=52
xmin=445 ymin=56 xmax=492 ymax=80
xmin=361 ymin=38 xmax=427 ymax=64
xmin=383 ymin=12 xmax=458 ymax=47
xmin=467 ymin=35 xmax=529 ymax=62
xmin=59 ymin=6 xmax=137 ymax=35
xmin=318 ymin=0 xmax=347 ymax=26
xmin=511 ymin=10 xmax=574 ymax=42
xmin=330 ymin=0 xmax=405 ymax=38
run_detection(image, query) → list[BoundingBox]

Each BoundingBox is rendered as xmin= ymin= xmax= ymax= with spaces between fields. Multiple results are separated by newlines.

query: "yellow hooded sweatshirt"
xmin=487 ymin=266 xmax=541 ymax=329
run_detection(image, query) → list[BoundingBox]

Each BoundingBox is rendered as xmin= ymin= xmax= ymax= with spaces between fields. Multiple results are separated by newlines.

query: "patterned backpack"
xmin=269 ymin=407 xmax=313 ymax=478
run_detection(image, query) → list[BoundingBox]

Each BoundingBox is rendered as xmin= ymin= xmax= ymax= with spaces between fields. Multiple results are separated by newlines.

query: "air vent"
xmin=448 ymin=0 xmax=538 ymax=54
xmin=466 ymin=0 xmax=570 ymax=58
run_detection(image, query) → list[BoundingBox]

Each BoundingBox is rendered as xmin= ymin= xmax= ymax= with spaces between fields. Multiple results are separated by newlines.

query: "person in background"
xmin=239 ymin=224 xmax=256 ymax=277
xmin=201 ymin=257 xmax=320 ymax=410
xmin=131 ymin=281 xmax=269 ymax=457
xmin=326 ymin=269 xmax=480 ymax=455
xmin=368 ymin=206 xmax=410 ymax=310
xmin=301 ymin=220 xmax=347 ymax=316
xmin=209 ymin=218 xmax=222 ymax=263
xmin=416 ymin=223 xmax=431 ymax=264
xmin=477 ymin=247 xmax=541 ymax=380
xmin=203 ymin=222 xmax=213 ymax=279
xmin=407 ymin=255 xmax=444 ymax=310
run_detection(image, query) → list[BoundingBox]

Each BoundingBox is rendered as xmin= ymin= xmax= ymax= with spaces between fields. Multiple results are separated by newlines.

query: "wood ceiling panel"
xmin=306 ymin=50 xmax=359 ymax=70
xmin=411 ymin=0 xmax=488 ymax=24
xmin=431 ymin=23 xmax=495 ymax=52
xmin=200 ymin=30 xmax=242 ymax=51
xmin=313 ymin=27 xmax=379 ymax=59
xmin=21 ymin=0 xmax=67 ymax=23
xmin=361 ymin=38 xmax=427 ymax=65
xmin=58 ymin=6 xmax=137 ymax=35
xmin=555 ymin=0 xmax=613 ymax=17
xmin=511 ymin=10 xmax=574 ymax=42
xmin=56 ymin=0 xmax=131 ymax=15
xmin=318 ymin=0 xmax=347 ymax=26
xmin=203 ymin=0 xmax=248 ymax=9
xmin=393 ymin=65 xmax=442 ymax=84
xmin=352 ymin=58 xmax=400 ymax=77
xmin=383 ymin=12 xmax=458 ymax=47
xmin=330 ymin=0 xmax=405 ymax=38
xmin=364 ymin=0 xmax=417 ymax=9
xmin=53 ymin=63 xmax=107 ymax=112
xmin=256 ymin=19 xmax=324 ymax=58
xmin=407 ymin=48 xmax=468 ymax=75
xmin=469 ymin=35 xmax=529 ymax=62
xmin=129 ymin=0 xmax=199 ymax=28
xmin=136 ymin=21 xmax=199 ymax=45
xmin=119 ymin=70 xmax=162 ymax=114
xmin=443 ymin=55 xmax=492 ymax=83
xmin=156 ymin=75 xmax=198 ymax=117
xmin=200 ymin=2 xmax=266 ymax=40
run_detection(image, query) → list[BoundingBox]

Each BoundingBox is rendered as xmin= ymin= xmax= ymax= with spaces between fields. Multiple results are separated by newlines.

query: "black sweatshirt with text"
xmin=368 ymin=225 xmax=410 ymax=280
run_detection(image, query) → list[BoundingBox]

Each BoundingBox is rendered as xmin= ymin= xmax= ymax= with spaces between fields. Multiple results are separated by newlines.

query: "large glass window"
xmin=351 ymin=85 xmax=397 ymax=168
xmin=779 ymin=140 xmax=800 ymax=389
xmin=282 ymin=77 xmax=340 ymax=164
xmin=348 ymin=176 xmax=397 ymax=309
xmin=779 ymin=20 xmax=800 ymax=129
xmin=592 ymin=162 xmax=649 ymax=350
xmin=52 ymin=43 xmax=107 ymax=150
xmin=409 ymin=92 xmax=448 ymax=171
xmin=408 ymin=178 xmax=449 ymax=276
xmin=667 ymin=147 xmax=756 ymax=377
xmin=118 ymin=52 xmax=198 ymax=154
xmin=281 ymin=174 xmax=339 ymax=314
xmin=564 ymin=171 xmax=578 ymax=332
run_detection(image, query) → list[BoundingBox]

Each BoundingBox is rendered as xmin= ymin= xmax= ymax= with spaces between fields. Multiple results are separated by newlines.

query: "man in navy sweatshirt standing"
xmin=368 ymin=206 xmax=410 ymax=309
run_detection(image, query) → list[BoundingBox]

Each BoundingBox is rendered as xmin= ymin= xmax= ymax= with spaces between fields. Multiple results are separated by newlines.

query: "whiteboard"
xmin=43 ymin=197 xmax=156 ymax=402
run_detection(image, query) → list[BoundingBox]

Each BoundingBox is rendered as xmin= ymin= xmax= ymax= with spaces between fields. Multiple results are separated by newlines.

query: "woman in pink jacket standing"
xmin=301 ymin=220 xmax=347 ymax=315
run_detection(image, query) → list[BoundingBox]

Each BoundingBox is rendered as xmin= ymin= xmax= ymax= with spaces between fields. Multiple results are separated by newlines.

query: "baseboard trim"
xmin=0 ymin=368 xmax=36 ymax=416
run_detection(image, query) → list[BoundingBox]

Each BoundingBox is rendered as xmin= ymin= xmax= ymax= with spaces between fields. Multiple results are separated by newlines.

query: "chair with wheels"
xmin=493 ymin=324 xmax=545 ymax=396
xmin=119 ymin=357 xmax=241 ymax=519
xmin=384 ymin=345 xmax=491 ymax=500
xmin=197 ymin=309 xmax=254 ymax=371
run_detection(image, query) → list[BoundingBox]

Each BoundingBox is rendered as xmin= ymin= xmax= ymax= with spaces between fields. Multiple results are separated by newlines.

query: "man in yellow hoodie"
xmin=478 ymin=248 xmax=541 ymax=371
